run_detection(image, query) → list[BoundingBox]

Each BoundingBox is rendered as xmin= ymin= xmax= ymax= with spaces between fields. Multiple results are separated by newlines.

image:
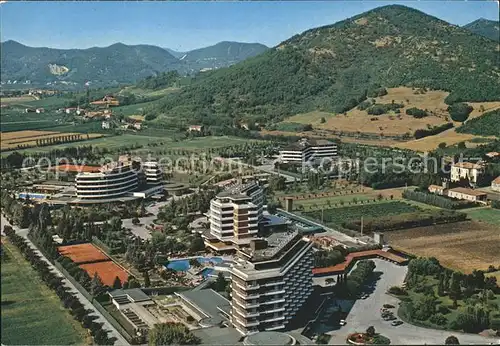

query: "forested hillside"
xmin=150 ymin=5 xmax=500 ymax=127
xmin=456 ymin=109 xmax=500 ymax=136
xmin=463 ymin=18 xmax=499 ymax=41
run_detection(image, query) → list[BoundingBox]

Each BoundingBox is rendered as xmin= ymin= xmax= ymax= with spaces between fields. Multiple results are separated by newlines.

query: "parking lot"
xmin=327 ymin=259 xmax=499 ymax=345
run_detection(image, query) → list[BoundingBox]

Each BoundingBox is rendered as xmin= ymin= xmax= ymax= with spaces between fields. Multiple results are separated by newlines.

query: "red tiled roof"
xmin=312 ymin=249 xmax=407 ymax=275
xmin=52 ymin=164 xmax=101 ymax=173
xmin=493 ymin=176 xmax=500 ymax=184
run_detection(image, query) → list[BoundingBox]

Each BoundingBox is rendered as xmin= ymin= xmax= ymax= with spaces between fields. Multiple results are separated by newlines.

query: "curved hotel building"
xmin=75 ymin=156 xmax=163 ymax=200
xmin=75 ymin=162 xmax=139 ymax=199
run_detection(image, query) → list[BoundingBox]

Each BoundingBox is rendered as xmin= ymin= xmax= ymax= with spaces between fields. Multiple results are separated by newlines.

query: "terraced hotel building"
xmin=230 ymin=231 xmax=314 ymax=335
xmin=204 ymin=181 xmax=265 ymax=251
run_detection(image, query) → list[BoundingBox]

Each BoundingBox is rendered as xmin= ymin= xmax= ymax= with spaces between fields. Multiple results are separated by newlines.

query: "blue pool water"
xmin=199 ymin=268 xmax=214 ymax=278
xmin=166 ymin=257 xmax=223 ymax=272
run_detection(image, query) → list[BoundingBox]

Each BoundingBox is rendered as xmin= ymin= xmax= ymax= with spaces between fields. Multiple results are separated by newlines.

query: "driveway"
xmin=1 ymin=214 xmax=130 ymax=345
xmin=327 ymin=259 xmax=499 ymax=345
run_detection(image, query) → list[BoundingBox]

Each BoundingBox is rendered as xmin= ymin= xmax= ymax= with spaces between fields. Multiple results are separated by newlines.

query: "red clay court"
xmin=79 ymin=261 xmax=129 ymax=286
xmin=58 ymin=243 xmax=109 ymax=264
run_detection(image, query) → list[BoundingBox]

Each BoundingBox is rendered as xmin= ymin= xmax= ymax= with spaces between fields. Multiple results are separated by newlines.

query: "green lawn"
xmin=464 ymin=207 xmax=500 ymax=226
xmin=1 ymin=240 xmax=87 ymax=345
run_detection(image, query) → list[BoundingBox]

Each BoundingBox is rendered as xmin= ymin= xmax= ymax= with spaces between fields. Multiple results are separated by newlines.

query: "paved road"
xmin=1 ymin=214 xmax=130 ymax=346
xmin=216 ymin=157 xmax=298 ymax=183
xmin=327 ymin=259 xmax=499 ymax=345
xmin=124 ymin=191 xmax=197 ymax=240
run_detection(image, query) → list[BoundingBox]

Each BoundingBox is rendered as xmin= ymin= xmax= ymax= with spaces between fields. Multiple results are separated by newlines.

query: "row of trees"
xmin=3 ymin=226 xmax=116 ymax=345
xmin=402 ymin=190 xmax=476 ymax=210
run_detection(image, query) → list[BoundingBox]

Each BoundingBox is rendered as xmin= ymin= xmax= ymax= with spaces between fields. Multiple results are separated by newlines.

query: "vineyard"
xmin=304 ymin=201 xmax=419 ymax=227
xmin=0 ymin=130 xmax=104 ymax=151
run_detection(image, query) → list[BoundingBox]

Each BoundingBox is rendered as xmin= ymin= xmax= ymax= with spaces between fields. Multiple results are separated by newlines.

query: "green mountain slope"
xmin=463 ymin=18 xmax=499 ymax=41
xmin=1 ymin=41 xmax=179 ymax=86
xmin=456 ymin=109 xmax=500 ymax=136
xmin=152 ymin=5 xmax=500 ymax=127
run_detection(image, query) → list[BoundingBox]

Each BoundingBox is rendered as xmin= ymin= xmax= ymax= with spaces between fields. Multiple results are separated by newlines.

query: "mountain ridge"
xmin=149 ymin=4 xmax=499 ymax=127
xmin=0 ymin=40 xmax=269 ymax=86
xmin=463 ymin=18 xmax=499 ymax=41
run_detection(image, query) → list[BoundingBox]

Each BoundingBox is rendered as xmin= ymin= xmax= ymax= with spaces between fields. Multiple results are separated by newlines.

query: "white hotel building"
xmin=279 ymin=138 xmax=338 ymax=164
xmin=204 ymin=181 xmax=264 ymax=252
xmin=230 ymin=231 xmax=314 ymax=335
xmin=75 ymin=156 xmax=163 ymax=200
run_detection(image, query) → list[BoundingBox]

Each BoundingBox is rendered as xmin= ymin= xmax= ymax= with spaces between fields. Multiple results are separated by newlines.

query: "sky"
xmin=1 ymin=1 xmax=498 ymax=51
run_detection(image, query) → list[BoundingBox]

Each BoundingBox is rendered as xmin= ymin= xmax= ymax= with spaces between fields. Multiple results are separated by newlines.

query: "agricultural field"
xmin=271 ymin=87 xmax=500 ymax=150
xmin=392 ymin=127 xmax=496 ymax=152
xmin=385 ymin=221 xmax=500 ymax=273
xmin=1 ymin=240 xmax=87 ymax=345
xmin=303 ymin=201 xmax=419 ymax=226
xmin=0 ymin=130 xmax=104 ymax=151
xmin=275 ymin=184 xmax=408 ymax=211
xmin=112 ymin=99 xmax=159 ymax=116
xmin=0 ymin=95 xmax=38 ymax=104
xmin=463 ymin=207 xmax=500 ymax=226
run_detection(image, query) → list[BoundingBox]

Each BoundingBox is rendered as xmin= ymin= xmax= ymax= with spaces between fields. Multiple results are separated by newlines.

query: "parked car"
xmin=383 ymin=304 xmax=395 ymax=309
xmin=361 ymin=294 xmax=369 ymax=299
xmin=385 ymin=316 xmax=397 ymax=321
xmin=391 ymin=320 xmax=403 ymax=326
xmin=339 ymin=319 xmax=347 ymax=326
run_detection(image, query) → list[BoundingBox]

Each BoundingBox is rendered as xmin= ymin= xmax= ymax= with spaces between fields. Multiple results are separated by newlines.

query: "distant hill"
xmin=463 ymin=18 xmax=499 ymax=41
xmin=164 ymin=48 xmax=186 ymax=59
xmin=152 ymin=5 xmax=500 ymax=127
xmin=178 ymin=41 xmax=269 ymax=70
xmin=1 ymin=40 xmax=268 ymax=87
xmin=0 ymin=40 xmax=179 ymax=86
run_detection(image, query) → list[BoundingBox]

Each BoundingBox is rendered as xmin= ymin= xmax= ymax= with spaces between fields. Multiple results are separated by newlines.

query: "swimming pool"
xmin=166 ymin=256 xmax=224 ymax=272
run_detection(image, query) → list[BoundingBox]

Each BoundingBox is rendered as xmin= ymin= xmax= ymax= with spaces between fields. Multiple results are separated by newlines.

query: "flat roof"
xmin=448 ymin=187 xmax=488 ymax=197
xmin=177 ymin=289 xmax=230 ymax=326
xmin=109 ymin=288 xmax=150 ymax=302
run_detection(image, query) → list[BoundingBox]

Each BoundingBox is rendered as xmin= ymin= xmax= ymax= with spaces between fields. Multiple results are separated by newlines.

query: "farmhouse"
xmin=428 ymin=184 xmax=446 ymax=195
xmin=486 ymin=152 xmax=500 ymax=159
xmin=450 ymin=161 xmax=485 ymax=184
xmin=188 ymin=125 xmax=203 ymax=132
xmin=447 ymin=187 xmax=487 ymax=204
xmin=90 ymin=95 xmax=120 ymax=107
xmin=492 ymin=176 xmax=500 ymax=192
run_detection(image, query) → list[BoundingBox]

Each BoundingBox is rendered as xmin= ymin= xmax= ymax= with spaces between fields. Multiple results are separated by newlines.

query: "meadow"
xmin=1 ymin=240 xmax=87 ymax=345
xmin=463 ymin=207 xmax=500 ymax=226
xmin=385 ymin=221 xmax=500 ymax=273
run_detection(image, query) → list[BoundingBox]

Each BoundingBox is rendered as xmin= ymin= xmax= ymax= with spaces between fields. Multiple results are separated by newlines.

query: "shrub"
xmin=438 ymin=305 xmax=451 ymax=315
xmin=448 ymin=103 xmax=473 ymax=122
xmin=387 ymin=286 xmax=407 ymax=295
xmin=430 ymin=313 xmax=448 ymax=325
xmin=406 ymin=107 xmax=428 ymax=118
